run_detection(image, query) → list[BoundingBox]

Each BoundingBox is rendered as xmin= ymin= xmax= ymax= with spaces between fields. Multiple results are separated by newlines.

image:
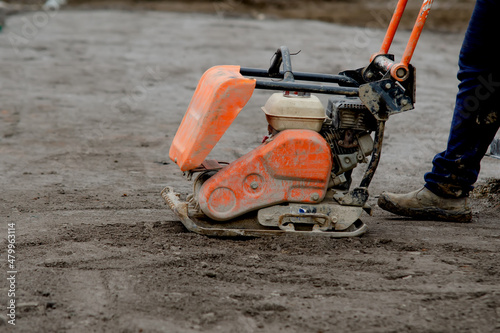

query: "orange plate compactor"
xmin=162 ymin=0 xmax=433 ymax=237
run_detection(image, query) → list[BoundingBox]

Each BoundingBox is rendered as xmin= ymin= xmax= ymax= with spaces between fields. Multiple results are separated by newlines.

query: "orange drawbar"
xmin=169 ymin=65 xmax=256 ymax=171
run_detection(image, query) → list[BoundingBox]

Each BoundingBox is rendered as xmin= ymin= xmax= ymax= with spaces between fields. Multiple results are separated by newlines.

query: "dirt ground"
xmin=1 ymin=3 xmax=499 ymax=333
xmin=6 ymin=0 xmax=476 ymax=31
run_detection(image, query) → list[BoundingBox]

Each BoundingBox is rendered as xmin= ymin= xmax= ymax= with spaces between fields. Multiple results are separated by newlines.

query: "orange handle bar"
xmin=400 ymin=0 xmax=433 ymax=66
xmin=374 ymin=0 xmax=434 ymax=81
xmin=379 ymin=0 xmax=409 ymax=55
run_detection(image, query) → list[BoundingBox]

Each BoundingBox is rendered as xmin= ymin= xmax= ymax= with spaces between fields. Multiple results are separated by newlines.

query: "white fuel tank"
xmin=261 ymin=92 xmax=326 ymax=132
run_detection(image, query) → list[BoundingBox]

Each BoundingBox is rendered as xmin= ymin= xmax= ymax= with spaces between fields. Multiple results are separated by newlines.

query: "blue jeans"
xmin=424 ymin=0 xmax=500 ymax=198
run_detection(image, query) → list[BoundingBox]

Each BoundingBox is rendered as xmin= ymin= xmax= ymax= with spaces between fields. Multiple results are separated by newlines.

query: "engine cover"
xmin=197 ymin=130 xmax=332 ymax=221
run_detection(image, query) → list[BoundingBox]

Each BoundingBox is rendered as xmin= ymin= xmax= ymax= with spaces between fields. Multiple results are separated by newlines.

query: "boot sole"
xmin=378 ymin=194 xmax=472 ymax=223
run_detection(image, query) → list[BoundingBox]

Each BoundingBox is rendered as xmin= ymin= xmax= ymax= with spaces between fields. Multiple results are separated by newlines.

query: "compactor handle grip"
xmin=374 ymin=0 xmax=433 ymax=81
xmin=268 ymin=46 xmax=294 ymax=82
xmin=379 ymin=0 xmax=409 ymax=56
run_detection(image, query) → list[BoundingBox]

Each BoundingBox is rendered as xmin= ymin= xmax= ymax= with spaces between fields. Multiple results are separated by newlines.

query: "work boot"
xmin=377 ymin=187 xmax=472 ymax=222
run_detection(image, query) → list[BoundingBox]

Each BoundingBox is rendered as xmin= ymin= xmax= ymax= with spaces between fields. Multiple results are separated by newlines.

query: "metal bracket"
xmin=333 ymin=187 xmax=369 ymax=207
xmin=359 ymin=79 xmax=413 ymax=120
xmin=278 ymin=213 xmax=334 ymax=232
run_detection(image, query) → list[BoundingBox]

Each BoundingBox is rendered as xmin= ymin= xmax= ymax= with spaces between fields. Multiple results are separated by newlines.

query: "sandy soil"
xmin=7 ymin=0 xmax=476 ymax=32
xmin=0 ymin=7 xmax=499 ymax=333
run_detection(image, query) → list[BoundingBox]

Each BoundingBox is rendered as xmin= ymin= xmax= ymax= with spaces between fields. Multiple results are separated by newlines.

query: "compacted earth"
xmin=0 ymin=3 xmax=499 ymax=333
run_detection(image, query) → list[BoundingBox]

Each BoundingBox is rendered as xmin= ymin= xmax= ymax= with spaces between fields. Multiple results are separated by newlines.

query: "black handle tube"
xmin=268 ymin=46 xmax=295 ymax=82
xmin=372 ymin=55 xmax=395 ymax=73
xmin=359 ymin=120 xmax=385 ymax=188
xmin=240 ymin=68 xmax=359 ymax=87
xmin=254 ymin=80 xmax=359 ymax=96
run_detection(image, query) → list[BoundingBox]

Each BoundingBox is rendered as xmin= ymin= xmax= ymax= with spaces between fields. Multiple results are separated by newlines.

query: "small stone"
xmin=202 ymin=312 xmax=215 ymax=320
xmin=17 ymin=302 xmax=41 ymax=312
xmin=46 ymin=301 xmax=57 ymax=309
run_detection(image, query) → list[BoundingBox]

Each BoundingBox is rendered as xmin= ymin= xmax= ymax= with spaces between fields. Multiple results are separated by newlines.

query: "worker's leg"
xmin=378 ymin=0 xmax=500 ymax=222
xmin=424 ymin=0 xmax=500 ymax=198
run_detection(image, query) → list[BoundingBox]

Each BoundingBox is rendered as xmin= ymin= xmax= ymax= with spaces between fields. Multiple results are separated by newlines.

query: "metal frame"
xmin=161 ymin=187 xmax=368 ymax=237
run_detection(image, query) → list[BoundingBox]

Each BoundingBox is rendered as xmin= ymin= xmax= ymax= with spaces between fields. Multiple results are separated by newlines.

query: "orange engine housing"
xmin=198 ymin=130 xmax=332 ymax=221
xmin=169 ymin=65 xmax=256 ymax=172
